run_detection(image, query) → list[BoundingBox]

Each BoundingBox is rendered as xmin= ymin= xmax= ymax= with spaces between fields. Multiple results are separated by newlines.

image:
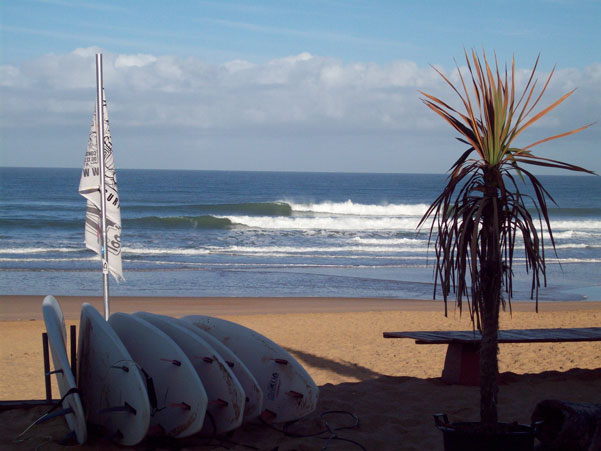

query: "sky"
xmin=0 ymin=0 xmax=600 ymax=174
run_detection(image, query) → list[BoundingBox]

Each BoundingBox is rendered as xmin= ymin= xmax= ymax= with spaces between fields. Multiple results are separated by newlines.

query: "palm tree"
xmin=418 ymin=49 xmax=594 ymax=432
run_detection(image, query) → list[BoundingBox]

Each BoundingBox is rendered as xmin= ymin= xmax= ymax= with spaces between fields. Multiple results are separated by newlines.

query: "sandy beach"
xmin=1 ymin=295 xmax=600 ymax=450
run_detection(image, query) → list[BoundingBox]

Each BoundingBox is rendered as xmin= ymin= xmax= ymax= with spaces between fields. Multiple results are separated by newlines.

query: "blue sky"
xmin=1 ymin=0 xmax=600 ymax=173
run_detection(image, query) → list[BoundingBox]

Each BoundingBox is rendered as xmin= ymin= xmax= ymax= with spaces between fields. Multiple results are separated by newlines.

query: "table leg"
xmin=441 ymin=342 xmax=480 ymax=385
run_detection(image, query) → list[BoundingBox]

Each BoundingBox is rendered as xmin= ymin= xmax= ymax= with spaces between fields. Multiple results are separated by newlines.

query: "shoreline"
xmin=3 ymin=295 xmax=601 ymax=321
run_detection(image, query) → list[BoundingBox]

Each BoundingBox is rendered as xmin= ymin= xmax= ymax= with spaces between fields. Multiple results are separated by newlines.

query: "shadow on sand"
xmin=2 ymin=348 xmax=600 ymax=450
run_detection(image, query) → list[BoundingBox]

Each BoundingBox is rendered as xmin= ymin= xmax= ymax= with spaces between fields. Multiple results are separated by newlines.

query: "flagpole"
xmin=95 ymin=53 xmax=110 ymax=319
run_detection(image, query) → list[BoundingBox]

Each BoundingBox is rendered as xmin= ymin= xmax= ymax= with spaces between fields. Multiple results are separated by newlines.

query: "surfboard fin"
xmin=98 ymin=402 xmax=137 ymax=415
xmin=160 ymin=358 xmax=181 ymax=366
xmin=58 ymin=429 xmax=77 ymax=446
xmin=209 ymin=399 xmax=229 ymax=407
xmin=108 ymin=429 xmax=124 ymax=442
xmin=193 ymin=355 xmax=214 ymax=363
xmin=140 ymin=368 xmax=158 ymax=411
xmin=261 ymin=409 xmax=277 ymax=421
xmin=36 ymin=407 xmax=74 ymax=424
xmin=169 ymin=402 xmax=191 ymax=410
xmin=286 ymin=391 xmax=304 ymax=399
xmin=35 ymin=387 xmax=80 ymax=424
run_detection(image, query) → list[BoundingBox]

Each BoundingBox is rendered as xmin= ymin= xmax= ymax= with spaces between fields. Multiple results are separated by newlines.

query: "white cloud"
xmin=0 ymin=48 xmax=598 ymax=172
xmin=114 ymin=54 xmax=158 ymax=68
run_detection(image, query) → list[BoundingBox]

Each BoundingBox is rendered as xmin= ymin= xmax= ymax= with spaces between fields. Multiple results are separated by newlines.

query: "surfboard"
xmin=133 ymin=312 xmax=245 ymax=434
xmin=181 ymin=315 xmax=319 ymax=423
xmin=177 ymin=318 xmax=263 ymax=422
xmin=77 ymin=304 xmax=150 ymax=445
xmin=42 ymin=295 xmax=87 ymax=444
xmin=108 ymin=312 xmax=207 ymax=438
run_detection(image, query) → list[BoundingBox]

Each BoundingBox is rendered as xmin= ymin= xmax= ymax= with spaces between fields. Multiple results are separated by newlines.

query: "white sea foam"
xmin=540 ymin=229 xmax=601 ymax=242
xmin=123 ymin=247 xmax=211 ymax=256
xmin=350 ymin=237 xmax=426 ymax=246
xmin=212 ymin=251 xmax=429 ymax=260
xmin=0 ymin=247 xmax=81 ymax=254
xmin=287 ymin=200 xmax=429 ymax=216
xmin=0 ymin=257 xmax=96 ymax=262
xmin=552 ymin=243 xmax=601 ymax=249
xmin=222 ymin=215 xmax=420 ymax=230
xmin=551 ymin=231 xmax=589 ymax=239
xmin=550 ymin=258 xmax=601 ymax=264
xmin=221 ymin=245 xmax=428 ymax=254
xmin=131 ymin=259 xmax=429 ymax=269
xmin=549 ymin=220 xmax=601 ymax=231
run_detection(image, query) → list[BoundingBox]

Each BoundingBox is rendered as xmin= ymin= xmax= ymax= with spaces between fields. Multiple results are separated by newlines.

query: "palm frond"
xmin=418 ymin=49 xmax=595 ymax=324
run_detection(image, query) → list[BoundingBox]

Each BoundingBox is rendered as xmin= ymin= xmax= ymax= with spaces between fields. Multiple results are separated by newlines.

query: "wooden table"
xmin=383 ymin=327 xmax=601 ymax=385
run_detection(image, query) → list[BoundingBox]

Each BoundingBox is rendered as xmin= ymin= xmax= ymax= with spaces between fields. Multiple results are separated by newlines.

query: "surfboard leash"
xmin=14 ymin=387 xmax=81 ymax=444
xmin=258 ymin=409 xmax=368 ymax=450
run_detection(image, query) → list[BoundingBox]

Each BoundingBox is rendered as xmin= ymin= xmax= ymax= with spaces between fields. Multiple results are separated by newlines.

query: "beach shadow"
xmin=499 ymin=367 xmax=601 ymax=384
xmin=3 ymin=369 xmax=599 ymax=451
xmin=284 ymin=346 xmax=383 ymax=381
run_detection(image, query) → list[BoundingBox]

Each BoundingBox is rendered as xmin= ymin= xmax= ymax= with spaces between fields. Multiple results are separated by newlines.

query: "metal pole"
xmin=70 ymin=325 xmax=77 ymax=380
xmin=42 ymin=332 xmax=52 ymax=401
xmin=96 ymin=53 xmax=110 ymax=319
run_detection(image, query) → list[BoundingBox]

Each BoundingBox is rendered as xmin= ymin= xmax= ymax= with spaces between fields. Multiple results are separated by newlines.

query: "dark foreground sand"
xmin=1 ymin=295 xmax=600 ymax=450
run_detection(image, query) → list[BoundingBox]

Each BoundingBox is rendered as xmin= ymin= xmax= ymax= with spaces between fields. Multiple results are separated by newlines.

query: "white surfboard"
xmin=177 ymin=318 xmax=263 ymax=422
xmin=133 ymin=312 xmax=245 ymax=434
xmin=77 ymin=304 xmax=150 ymax=445
xmin=181 ymin=315 xmax=319 ymax=423
xmin=42 ymin=295 xmax=87 ymax=444
xmin=108 ymin=313 xmax=207 ymax=438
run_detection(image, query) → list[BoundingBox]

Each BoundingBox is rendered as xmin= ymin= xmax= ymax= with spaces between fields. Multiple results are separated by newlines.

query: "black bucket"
xmin=434 ymin=414 xmax=535 ymax=451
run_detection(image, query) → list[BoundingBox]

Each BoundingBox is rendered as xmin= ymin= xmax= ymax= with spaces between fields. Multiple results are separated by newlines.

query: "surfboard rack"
xmin=42 ymin=325 xmax=78 ymax=402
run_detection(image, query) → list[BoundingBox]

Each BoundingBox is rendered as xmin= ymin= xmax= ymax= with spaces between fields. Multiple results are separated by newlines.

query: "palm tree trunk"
xmin=479 ymin=178 xmax=502 ymax=432
xmin=480 ymin=268 xmax=500 ymax=431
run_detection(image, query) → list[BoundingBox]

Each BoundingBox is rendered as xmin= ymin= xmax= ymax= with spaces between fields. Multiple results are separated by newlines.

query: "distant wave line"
xmin=124 ymin=247 xmax=211 ymax=255
xmin=125 ymin=200 xmax=429 ymax=217
xmin=549 ymin=220 xmax=601 ymax=230
xmin=3 ymin=211 xmax=600 ymax=232
xmin=0 ymin=257 xmax=97 ymax=262
xmin=552 ymin=230 xmax=600 ymax=239
xmin=350 ymin=237 xmax=427 ymax=245
xmin=287 ymin=200 xmax=429 ymax=216
xmin=221 ymin=215 xmax=421 ymax=230
xmin=218 ymin=245 xmax=428 ymax=254
xmin=126 ymin=201 xmax=293 ymax=216
xmin=0 ymin=246 xmax=83 ymax=254
xmin=128 ymin=260 xmax=431 ymax=270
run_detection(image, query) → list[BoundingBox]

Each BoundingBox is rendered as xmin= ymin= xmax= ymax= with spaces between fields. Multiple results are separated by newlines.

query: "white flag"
xmin=78 ymin=90 xmax=124 ymax=282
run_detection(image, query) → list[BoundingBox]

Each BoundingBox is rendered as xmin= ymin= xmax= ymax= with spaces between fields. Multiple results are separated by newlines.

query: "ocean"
xmin=1 ymin=167 xmax=600 ymax=301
